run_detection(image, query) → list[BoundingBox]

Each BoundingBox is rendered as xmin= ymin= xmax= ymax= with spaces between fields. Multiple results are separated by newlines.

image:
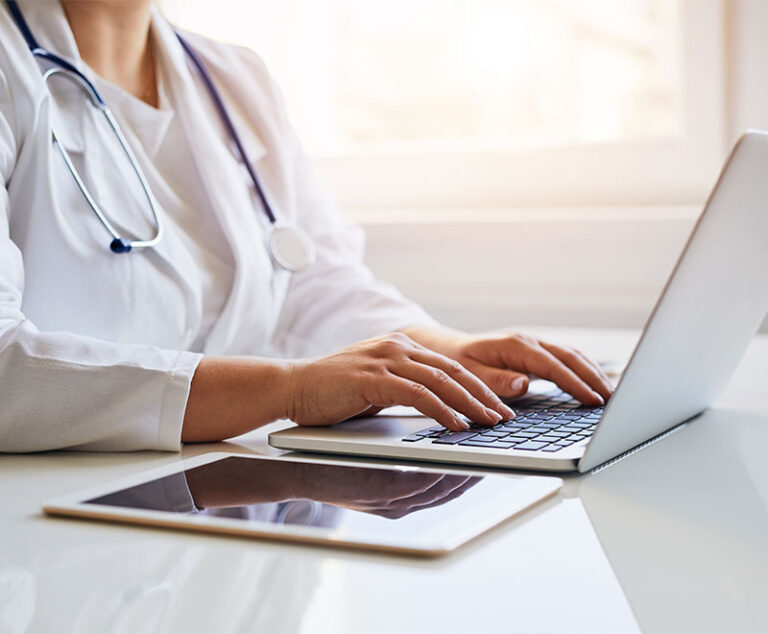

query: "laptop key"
xmin=459 ymin=440 xmax=516 ymax=449
xmin=433 ymin=431 xmax=478 ymax=444
xmin=469 ymin=435 xmax=499 ymax=443
xmin=541 ymin=445 xmax=565 ymax=452
xmin=513 ymin=441 xmax=549 ymax=451
xmin=402 ymin=433 xmax=427 ymax=442
xmin=456 ymin=440 xmax=489 ymax=448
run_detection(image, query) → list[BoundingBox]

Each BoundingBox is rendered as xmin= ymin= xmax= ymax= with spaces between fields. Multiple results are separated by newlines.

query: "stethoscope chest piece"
xmin=268 ymin=225 xmax=316 ymax=272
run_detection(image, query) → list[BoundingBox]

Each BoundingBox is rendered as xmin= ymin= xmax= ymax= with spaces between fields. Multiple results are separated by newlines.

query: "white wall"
xmin=354 ymin=1 xmax=768 ymax=335
xmin=360 ymin=207 xmax=697 ymax=332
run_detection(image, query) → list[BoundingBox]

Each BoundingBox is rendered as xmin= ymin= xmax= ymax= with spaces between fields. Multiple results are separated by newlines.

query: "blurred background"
xmin=166 ymin=0 xmax=768 ymax=332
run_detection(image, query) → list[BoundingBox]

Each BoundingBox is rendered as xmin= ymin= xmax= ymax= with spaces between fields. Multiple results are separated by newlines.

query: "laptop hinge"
xmin=585 ymin=421 xmax=689 ymax=475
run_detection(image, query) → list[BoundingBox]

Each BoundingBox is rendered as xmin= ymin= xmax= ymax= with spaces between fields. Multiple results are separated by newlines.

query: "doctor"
xmin=0 ymin=0 xmax=613 ymax=453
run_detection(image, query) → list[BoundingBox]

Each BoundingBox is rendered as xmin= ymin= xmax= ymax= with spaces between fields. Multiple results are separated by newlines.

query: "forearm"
xmin=181 ymin=356 xmax=294 ymax=442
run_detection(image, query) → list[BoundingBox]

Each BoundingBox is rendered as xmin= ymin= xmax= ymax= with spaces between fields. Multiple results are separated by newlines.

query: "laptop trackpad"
xmin=313 ymin=415 xmax=437 ymax=439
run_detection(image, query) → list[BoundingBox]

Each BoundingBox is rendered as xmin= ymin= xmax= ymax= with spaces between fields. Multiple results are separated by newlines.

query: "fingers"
xmin=366 ymin=475 xmax=474 ymax=519
xmin=382 ymin=376 xmax=470 ymax=430
xmin=385 ymin=473 xmax=451 ymax=503
xmin=408 ymin=348 xmax=515 ymax=419
xmin=390 ymin=362 xmax=506 ymax=428
xmin=517 ymin=345 xmax=605 ymax=406
xmin=406 ymin=475 xmax=481 ymax=512
xmin=462 ymin=360 xmax=530 ymax=399
xmin=394 ymin=475 xmax=474 ymax=509
xmin=376 ymin=476 xmax=481 ymax=518
xmin=539 ymin=342 xmax=614 ymax=401
xmin=575 ymin=349 xmax=614 ymax=387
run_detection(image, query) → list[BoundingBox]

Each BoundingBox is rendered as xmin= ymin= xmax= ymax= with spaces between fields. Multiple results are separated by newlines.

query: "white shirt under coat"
xmin=0 ymin=1 xmax=434 ymax=452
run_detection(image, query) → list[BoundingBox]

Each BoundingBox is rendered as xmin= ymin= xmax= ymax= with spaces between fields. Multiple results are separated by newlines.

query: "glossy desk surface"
xmin=2 ymin=328 xmax=767 ymax=634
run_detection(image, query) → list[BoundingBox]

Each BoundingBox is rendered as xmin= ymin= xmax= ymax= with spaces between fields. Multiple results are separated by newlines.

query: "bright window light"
xmin=168 ymin=0 xmax=680 ymax=156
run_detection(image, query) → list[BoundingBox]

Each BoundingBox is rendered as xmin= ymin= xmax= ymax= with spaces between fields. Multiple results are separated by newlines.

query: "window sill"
xmin=348 ymin=205 xmax=701 ymax=226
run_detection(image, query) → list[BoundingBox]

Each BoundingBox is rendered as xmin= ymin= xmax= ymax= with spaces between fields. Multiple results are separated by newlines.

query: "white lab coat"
xmin=0 ymin=1 xmax=434 ymax=452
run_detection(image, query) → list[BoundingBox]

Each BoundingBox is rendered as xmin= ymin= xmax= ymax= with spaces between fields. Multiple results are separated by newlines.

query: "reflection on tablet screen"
xmin=86 ymin=457 xmax=484 ymax=531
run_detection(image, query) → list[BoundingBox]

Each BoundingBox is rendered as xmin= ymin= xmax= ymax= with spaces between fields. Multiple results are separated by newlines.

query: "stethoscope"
xmin=4 ymin=0 xmax=316 ymax=271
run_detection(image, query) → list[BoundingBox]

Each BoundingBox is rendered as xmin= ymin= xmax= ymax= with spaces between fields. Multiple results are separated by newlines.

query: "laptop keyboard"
xmin=401 ymin=389 xmax=602 ymax=452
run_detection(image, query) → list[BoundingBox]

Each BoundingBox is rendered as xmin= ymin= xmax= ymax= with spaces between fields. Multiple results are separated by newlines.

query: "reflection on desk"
xmin=580 ymin=409 xmax=768 ymax=634
xmin=87 ymin=456 xmax=482 ymax=523
xmin=2 ymin=329 xmax=767 ymax=633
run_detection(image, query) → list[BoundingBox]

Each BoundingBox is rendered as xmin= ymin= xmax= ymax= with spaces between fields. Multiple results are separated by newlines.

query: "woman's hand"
xmin=400 ymin=326 xmax=614 ymax=406
xmin=297 ymin=467 xmax=482 ymax=520
xmin=284 ymin=333 xmax=516 ymax=431
xmin=182 ymin=327 xmax=612 ymax=444
xmin=186 ymin=457 xmax=482 ymax=521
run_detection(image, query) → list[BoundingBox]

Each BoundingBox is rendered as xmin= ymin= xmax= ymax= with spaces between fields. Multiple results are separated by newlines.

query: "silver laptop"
xmin=269 ymin=131 xmax=768 ymax=473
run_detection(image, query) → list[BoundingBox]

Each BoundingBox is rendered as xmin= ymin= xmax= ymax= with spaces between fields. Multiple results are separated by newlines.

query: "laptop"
xmin=269 ymin=131 xmax=768 ymax=473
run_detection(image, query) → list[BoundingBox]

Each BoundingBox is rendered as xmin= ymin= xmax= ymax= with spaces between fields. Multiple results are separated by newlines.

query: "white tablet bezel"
xmin=42 ymin=452 xmax=561 ymax=557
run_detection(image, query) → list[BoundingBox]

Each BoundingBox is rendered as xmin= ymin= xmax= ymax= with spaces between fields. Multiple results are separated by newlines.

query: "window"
xmin=169 ymin=0 xmax=726 ymax=209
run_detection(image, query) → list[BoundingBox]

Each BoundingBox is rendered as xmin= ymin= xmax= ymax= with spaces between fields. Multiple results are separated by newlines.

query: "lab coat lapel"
xmin=17 ymin=1 xmax=86 ymax=151
xmin=18 ymin=0 xmax=84 ymax=70
xmin=151 ymin=12 xmax=278 ymax=355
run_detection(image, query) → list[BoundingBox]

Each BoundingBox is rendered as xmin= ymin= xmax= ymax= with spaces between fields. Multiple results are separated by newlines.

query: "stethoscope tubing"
xmin=5 ymin=0 xmax=103 ymax=105
xmin=43 ymin=66 xmax=165 ymax=252
xmin=4 ymin=0 xmax=287 ymax=256
xmin=176 ymin=34 xmax=278 ymax=225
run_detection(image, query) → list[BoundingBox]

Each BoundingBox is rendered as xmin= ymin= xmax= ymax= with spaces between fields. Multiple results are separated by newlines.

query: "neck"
xmin=61 ymin=0 xmax=158 ymax=107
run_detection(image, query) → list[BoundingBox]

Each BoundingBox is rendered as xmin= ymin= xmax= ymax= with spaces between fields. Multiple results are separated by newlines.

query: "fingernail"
xmin=499 ymin=403 xmax=516 ymax=419
xmin=455 ymin=416 xmax=470 ymax=430
xmin=594 ymin=393 xmax=605 ymax=406
xmin=511 ymin=377 xmax=527 ymax=393
xmin=485 ymin=408 xmax=503 ymax=423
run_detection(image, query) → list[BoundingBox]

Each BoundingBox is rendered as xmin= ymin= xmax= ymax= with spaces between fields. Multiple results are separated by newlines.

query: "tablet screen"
xmin=84 ymin=456 xmax=487 ymax=531
xmin=43 ymin=454 xmax=561 ymax=554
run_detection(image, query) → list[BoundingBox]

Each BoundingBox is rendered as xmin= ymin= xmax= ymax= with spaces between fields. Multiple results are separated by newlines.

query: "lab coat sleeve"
xmin=0 ymin=71 xmax=201 ymax=453
xmin=259 ymin=78 xmax=437 ymax=357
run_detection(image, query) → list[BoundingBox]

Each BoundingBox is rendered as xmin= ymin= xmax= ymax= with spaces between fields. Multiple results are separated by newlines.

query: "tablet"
xmin=43 ymin=453 xmax=561 ymax=557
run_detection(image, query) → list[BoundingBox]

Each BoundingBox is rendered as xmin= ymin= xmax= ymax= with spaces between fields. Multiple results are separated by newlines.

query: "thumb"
xmin=464 ymin=361 xmax=529 ymax=399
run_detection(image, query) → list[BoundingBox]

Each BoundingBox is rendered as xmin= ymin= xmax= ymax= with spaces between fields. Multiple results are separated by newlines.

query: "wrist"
xmin=273 ymin=359 xmax=300 ymax=422
xmin=183 ymin=356 xmax=302 ymax=443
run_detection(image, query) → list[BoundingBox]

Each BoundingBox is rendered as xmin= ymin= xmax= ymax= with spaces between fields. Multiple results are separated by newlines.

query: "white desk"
xmin=2 ymin=328 xmax=767 ymax=634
